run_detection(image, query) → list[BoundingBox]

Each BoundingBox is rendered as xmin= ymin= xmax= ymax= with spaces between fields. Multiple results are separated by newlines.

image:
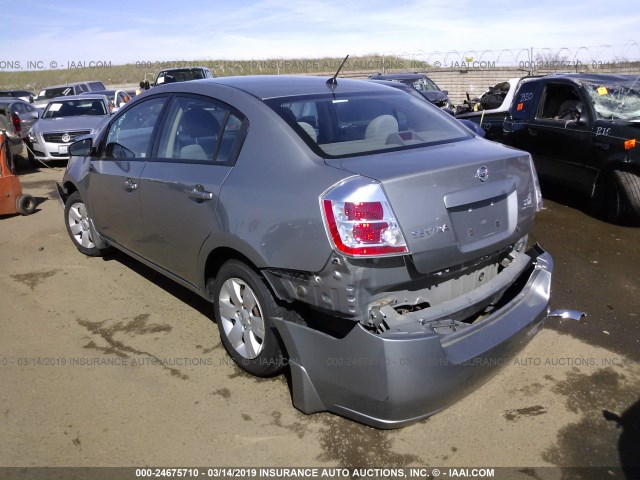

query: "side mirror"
xmin=105 ymin=141 xmax=135 ymax=159
xmin=69 ymin=138 xmax=93 ymax=157
xmin=442 ymin=90 xmax=449 ymax=96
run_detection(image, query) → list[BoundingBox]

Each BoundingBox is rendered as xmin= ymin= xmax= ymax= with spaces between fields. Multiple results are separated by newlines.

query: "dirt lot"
xmin=1 ymin=165 xmax=639 ymax=477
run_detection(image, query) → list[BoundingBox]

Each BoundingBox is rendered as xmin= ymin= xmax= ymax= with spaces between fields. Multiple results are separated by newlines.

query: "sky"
xmin=0 ymin=0 xmax=639 ymax=67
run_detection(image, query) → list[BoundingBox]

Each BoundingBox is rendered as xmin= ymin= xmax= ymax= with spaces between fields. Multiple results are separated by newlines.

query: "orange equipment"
xmin=0 ymin=132 xmax=36 ymax=216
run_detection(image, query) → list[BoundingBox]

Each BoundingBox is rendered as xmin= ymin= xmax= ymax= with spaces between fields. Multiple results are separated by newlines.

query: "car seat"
xmin=556 ymin=100 xmax=584 ymax=121
xmin=179 ymin=107 xmax=220 ymax=160
xmin=365 ymin=115 xmax=403 ymax=145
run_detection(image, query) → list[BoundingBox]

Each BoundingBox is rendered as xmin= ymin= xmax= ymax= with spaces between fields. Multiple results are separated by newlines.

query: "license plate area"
xmin=448 ymin=191 xmax=516 ymax=252
xmin=58 ymin=145 xmax=69 ymax=155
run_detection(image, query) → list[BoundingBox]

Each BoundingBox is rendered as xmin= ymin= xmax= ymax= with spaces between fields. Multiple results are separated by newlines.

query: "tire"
xmin=15 ymin=194 xmax=36 ymax=215
xmin=615 ymin=170 xmax=640 ymax=218
xmin=64 ymin=192 xmax=107 ymax=257
xmin=594 ymin=172 xmax=627 ymax=224
xmin=210 ymin=260 xmax=286 ymax=377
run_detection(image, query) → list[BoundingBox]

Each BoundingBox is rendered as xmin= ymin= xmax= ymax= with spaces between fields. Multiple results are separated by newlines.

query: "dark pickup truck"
xmin=502 ymin=73 xmax=640 ymax=222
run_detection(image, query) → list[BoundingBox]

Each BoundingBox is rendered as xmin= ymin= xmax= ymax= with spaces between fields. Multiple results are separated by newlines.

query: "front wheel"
xmin=615 ymin=170 xmax=640 ymax=219
xmin=64 ymin=191 xmax=108 ymax=256
xmin=210 ymin=260 xmax=286 ymax=377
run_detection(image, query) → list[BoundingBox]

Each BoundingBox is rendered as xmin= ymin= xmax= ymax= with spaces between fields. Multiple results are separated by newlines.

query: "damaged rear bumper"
xmin=272 ymin=244 xmax=554 ymax=429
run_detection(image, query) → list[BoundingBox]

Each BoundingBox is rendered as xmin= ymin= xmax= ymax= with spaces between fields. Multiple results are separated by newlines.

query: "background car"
xmin=28 ymin=94 xmax=111 ymax=163
xmin=455 ymin=78 xmax=522 ymax=140
xmin=81 ymin=89 xmax=131 ymax=112
xmin=0 ymin=90 xmax=36 ymax=103
xmin=502 ymin=73 xmax=640 ymax=222
xmin=0 ymin=98 xmax=39 ymax=159
xmin=369 ymin=72 xmax=452 ymax=108
xmin=59 ymin=76 xmax=552 ymax=428
xmin=33 ymin=81 xmax=106 ymax=109
xmin=369 ymin=78 xmax=486 ymax=137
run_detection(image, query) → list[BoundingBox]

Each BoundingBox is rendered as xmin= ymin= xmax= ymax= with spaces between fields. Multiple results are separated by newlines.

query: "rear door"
xmin=137 ymin=94 xmax=247 ymax=284
xmin=89 ymin=95 xmax=168 ymax=251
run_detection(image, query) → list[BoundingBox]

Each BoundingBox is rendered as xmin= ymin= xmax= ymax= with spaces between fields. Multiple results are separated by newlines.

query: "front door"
xmin=89 ymin=96 xmax=168 ymax=251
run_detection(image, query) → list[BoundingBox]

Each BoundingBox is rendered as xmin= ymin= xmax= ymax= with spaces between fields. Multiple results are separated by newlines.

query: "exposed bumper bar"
xmin=272 ymin=245 xmax=557 ymax=429
xmin=547 ymin=309 xmax=586 ymax=321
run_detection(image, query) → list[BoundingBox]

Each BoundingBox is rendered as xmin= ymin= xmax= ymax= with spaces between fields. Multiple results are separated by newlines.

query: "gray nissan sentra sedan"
xmin=59 ymin=75 xmax=555 ymax=428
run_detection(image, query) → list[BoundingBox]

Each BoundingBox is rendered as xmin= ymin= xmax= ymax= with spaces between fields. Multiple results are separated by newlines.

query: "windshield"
xmin=39 ymin=86 xmax=76 ymax=100
xmin=43 ymin=99 xmax=107 ymax=118
xmin=156 ymin=69 xmax=206 ymax=85
xmin=399 ymin=77 xmax=440 ymax=92
xmin=267 ymin=90 xmax=470 ymax=158
xmin=583 ymin=78 xmax=640 ymax=121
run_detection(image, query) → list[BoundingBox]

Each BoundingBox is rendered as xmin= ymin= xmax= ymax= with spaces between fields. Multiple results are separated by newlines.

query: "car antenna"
xmin=327 ymin=55 xmax=349 ymax=88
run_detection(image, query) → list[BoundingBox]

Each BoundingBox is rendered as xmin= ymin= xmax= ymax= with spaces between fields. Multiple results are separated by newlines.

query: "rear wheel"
xmin=210 ymin=260 xmax=285 ymax=377
xmin=64 ymin=192 xmax=108 ymax=256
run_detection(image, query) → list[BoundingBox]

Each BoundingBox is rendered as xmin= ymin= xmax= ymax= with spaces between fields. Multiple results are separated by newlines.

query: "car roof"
xmin=181 ymin=75 xmax=400 ymax=100
xmin=0 ymin=97 xmax=29 ymax=104
xmin=158 ymin=66 xmax=210 ymax=72
xmin=82 ymin=90 xmax=117 ymax=95
xmin=525 ymin=73 xmax=638 ymax=85
xmin=368 ymin=79 xmax=412 ymax=89
xmin=371 ymin=73 xmax=430 ymax=80
xmin=45 ymin=94 xmax=108 ymax=101
xmin=41 ymin=82 xmax=93 ymax=90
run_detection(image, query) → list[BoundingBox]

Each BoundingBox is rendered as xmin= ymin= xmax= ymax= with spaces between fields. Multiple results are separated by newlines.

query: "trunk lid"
xmin=328 ymin=138 xmax=538 ymax=274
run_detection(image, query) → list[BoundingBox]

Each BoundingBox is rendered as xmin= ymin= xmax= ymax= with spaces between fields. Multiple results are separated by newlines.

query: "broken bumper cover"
xmin=272 ymin=245 xmax=553 ymax=429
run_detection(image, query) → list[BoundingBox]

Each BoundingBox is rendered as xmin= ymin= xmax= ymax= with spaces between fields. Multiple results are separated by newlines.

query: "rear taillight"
xmin=321 ymin=177 xmax=408 ymax=257
xmin=11 ymin=112 xmax=21 ymax=136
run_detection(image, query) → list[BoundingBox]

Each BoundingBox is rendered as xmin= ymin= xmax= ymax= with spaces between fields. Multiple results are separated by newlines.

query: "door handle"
xmin=188 ymin=185 xmax=213 ymax=201
xmin=123 ymin=178 xmax=138 ymax=191
xmin=527 ymin=128 xmax=538 ymax=137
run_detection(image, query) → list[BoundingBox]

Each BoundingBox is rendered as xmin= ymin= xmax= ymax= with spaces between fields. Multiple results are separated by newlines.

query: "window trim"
xmin=99 ymin=94 xmax=170 ymax=162
xmin=148 ymin=93 xmax=248 ymax=167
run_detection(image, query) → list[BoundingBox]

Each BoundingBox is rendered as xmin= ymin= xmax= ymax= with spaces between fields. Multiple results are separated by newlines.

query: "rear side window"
xmin=510 ymin=81 xmax=539 ymax=121
xmin=155 ymin=95 xmax=247 ymax=165
xmin=105 ymin=97 xmax=167 ymax=159
xmin=268 ymin=91 xmax=469 ymax=158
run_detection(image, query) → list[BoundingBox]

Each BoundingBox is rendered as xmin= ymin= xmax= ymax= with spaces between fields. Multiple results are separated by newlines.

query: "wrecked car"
xmin=59 ymin=75 xmax=555 ymax=428
xmin=368 ymin=72 xmax=452 ymax=109
xmin=503 ymin=73 xmax=640 ymax=222
xmin=455 ymin=78 xmax=522 ymax=140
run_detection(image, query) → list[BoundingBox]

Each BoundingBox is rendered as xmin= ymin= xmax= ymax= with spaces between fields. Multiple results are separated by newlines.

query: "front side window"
xmin=156 ymin=95 xmax=246 ymax=164
xmin=268 ymin=90 xmax=470 ymax=158
xmin=537 ymin=83 xmax=585 ymax=122
xmin=104 ymin=96 xmax=167 ymax=159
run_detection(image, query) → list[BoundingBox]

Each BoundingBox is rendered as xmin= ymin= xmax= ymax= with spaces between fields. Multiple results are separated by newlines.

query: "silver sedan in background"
xmin=28 ymin=94 xmax=111 ymax=163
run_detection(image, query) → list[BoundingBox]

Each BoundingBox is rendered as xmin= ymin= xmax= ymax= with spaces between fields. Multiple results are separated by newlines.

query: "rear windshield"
xmin=267 ymin=90 xmax=470 ymax=157
xmin=43 ymin=99 xmax=107 ymax=118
